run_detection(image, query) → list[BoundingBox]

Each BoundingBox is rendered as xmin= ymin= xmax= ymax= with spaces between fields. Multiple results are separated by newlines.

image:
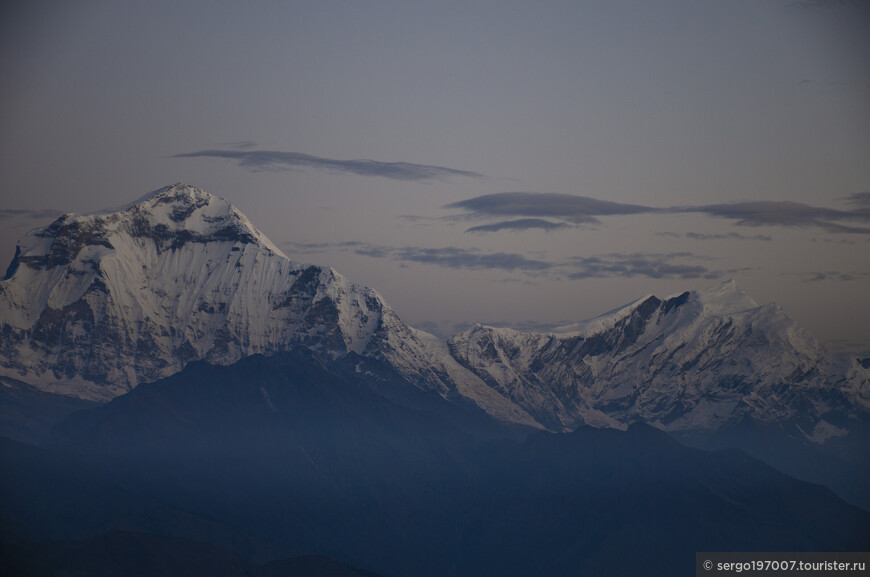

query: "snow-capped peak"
xmin=447 ymin=279 xmax=863 ymax=438
xmin=0 ymin=184 xmax=380 ymax=398
xmin=548 ymin=280 xmax=756 ymax=338
xmin=2 ymin=185 xmax=863 ymax=439
xmin=11 ymin=183 xmax=286 ymax=271
xmin=130 ymin=183 xmax=288 ymax=257
xmin=551 ymin=293 xmax=660 ymax=337
xmin=96 ymin=182 xmax=204 ymax=214
xmin=694 ymin=278 xmax=758 ymax=316
xmin=0 ymin=184 xmax=536 ymax=429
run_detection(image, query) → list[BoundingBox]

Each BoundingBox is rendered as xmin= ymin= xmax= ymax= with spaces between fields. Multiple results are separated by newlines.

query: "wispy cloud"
xmin=657 ymin=231 xmax=773 ymax=241
xmin=445 ymin=192 xmax=651 ymax=225
xmin=480 ymin=319 xmax=572 ymax=332
xmin=846 ymin=192 xmax=870 ymax=210
xmin=567 ymin=252 xmax=739 ymax=280
xmin=283 ymin=240 xmax=365 ymax=254
xmin=412 ymin=320 xmax=446 ymax=337
xmin=285 ymin=240 xmax=740 ymax=280
xmin=363 ymin=246 xmax=554 ymax=271
xmin=285 ymin=240 xmax=552 ymax=271
xmin=785 ymin=271 xmax=870 ymax=283
xmin=823 ymin=339 xmax=870 ymax=357
xmin=678 ymin=201 xmax=870 ymax=234
xmin=0 ymin=208 xmax=64 ymax=221
xmin=466 ymin=218 xmax=571 ymax=233
xmin=173 ymin=148 xmax=484 ymax=181
xmin=215 ymin=140 xmax=257 ymax=149
xmin=447 ymin=192 xmax=870 ymax=234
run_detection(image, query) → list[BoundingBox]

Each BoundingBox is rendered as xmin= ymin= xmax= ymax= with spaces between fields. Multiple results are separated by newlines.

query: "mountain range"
xmin=3 ymin=184 xmax=867 ymax=434
xmin=1 ymin=184 xmax=868 ymax=575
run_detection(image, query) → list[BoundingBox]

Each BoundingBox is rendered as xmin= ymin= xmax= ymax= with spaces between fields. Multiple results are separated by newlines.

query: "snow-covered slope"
xmin=449 ymin=280 xmax=870 ymax=439
xmin=3 ymin=184 xmax=865 ymax=440
xmin=0 ymin=184 xmax=537 ymax=426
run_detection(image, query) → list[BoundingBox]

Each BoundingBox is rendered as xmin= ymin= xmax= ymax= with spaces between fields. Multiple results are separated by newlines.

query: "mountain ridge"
xmin=0 ymin=184 xmax=538 ymax=426
xmin=2 ymin=184 xmax=870 ymax=573
xmin=1 ymin=184 xmax=867 ymax=440
xmin=450 ymin=279 xmax=869 ymax=438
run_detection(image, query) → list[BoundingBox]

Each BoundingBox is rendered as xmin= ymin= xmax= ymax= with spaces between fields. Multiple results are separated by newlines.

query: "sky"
xmin=1 ymin=0 xmax=869 ymax=352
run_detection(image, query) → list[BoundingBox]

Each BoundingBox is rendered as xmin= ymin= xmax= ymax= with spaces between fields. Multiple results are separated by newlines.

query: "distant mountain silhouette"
xmin=2 ymin=185 xmax=869 ymax=576
xmin=3 ymin=350 xmax=863 ymax=577
xmin=1 ymin=530 xmax=386 ymax=577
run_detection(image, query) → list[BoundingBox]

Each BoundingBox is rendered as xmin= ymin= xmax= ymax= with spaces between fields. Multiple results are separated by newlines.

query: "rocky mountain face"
xmin=449 ymin=281 xmax=870 ymax=439
xmin=444 ymin=281 xmax=870 ymax=509
xmin=2 ymin=184 xmax=869 ymax=574
xmin=1 ymin=184 xmax=868 ymax=445
xmin=0 ymin=184 xmax=535 ymax=425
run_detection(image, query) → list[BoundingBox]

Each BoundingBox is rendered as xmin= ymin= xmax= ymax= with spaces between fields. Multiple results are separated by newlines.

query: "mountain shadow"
xmin=1 ymin=529 xmax=387 ymax=577
xmin=4 ymin=349 xmax=860 ymax=576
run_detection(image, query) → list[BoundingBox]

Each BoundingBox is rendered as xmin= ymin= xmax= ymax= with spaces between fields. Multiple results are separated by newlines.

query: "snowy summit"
xmin=0 ymin=184 xmax=867 ymax=441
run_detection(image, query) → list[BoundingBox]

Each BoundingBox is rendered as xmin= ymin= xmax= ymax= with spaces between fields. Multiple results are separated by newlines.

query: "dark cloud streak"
xmin=657 ymin=231 xmax=773 ymax=241
xmin=174 ymin=149 xmax=484 ymax=181
xmin=786 ymin=271 xmax=870 ymax=283
xmin=285 ymin=240 xmax=552 ymax=271
xmin=283 ymin=241 xmax=364 ymax=254
xmin=363 ymin=246 xmax=553 ymax=271
xmin=677 ymin=201 xmax=870 ymax=233
xmin=466 ymin=218 xmax=570 ymax=233
xmin=0 ymin=208 xmax=65 ymax=221
xmin=448 ymin=192 xmax=870 ymax=235
xmin=445 ymin=192 xmax=650 ymax=224
xmin=846 ymin=192 xmax=870 ymax=210
xmin=284 ymin=240 xmax=735 ymax=280
xmin=215 ymin=140 xmax=257 ymax=149
xmin=567 ymin=252 xmax=726 ymax=280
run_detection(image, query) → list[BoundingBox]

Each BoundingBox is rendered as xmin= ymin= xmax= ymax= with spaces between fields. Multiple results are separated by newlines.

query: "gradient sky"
xmin=1 ymin=0 xmax=869 ymax=351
